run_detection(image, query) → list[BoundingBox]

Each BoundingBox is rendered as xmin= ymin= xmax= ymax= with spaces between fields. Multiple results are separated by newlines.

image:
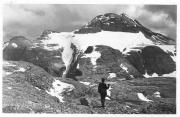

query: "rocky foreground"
xmin=3 ymin=61 xmax=176 ymax=114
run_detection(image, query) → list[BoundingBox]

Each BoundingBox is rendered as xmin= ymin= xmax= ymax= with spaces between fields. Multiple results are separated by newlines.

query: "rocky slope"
xmin=3 ymin=61 xmax=176 ymax=113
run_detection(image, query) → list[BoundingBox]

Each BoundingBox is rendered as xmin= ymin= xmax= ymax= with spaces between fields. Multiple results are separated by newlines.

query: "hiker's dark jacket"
xmin=98 ymin=83 xmax=109 ymax=96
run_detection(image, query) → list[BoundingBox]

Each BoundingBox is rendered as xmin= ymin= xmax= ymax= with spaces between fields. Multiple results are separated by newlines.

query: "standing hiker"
xmin=98 ymin=78 xmax=110 ymax=108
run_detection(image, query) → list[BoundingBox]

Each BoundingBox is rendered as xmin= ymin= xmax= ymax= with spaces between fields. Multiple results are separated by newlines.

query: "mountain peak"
xmin=74 ymin=13 xmax=175 ymax=45
xmin=74 ymin=13 xmax=139 ymax=34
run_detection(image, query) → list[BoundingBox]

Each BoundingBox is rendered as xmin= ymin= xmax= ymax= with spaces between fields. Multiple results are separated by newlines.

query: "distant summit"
xmin=75 ymin=13 xmax=175 ymax=45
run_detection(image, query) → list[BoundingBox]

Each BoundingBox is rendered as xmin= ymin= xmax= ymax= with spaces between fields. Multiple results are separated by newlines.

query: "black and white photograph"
xmin=1 ymin=0 xmax=179 ymax=115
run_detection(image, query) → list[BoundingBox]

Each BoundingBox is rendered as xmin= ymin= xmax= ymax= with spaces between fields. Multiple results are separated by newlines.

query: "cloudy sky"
xmin=3 ymin=4 xmax=177 ymax=41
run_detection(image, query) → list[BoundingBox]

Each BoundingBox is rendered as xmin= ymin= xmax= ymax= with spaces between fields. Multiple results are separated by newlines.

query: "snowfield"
xmin=137 ymin=93 xmax=153 ymax=102
xmin=106 ymin=86 xmax=112 ymax=100
xmin=144 ymin=71 xmax=176 ymax=78
xmin=107 ymin=73 xmax=117 ymax=79
xmin=11 ymin=43 xmax=18 ymax=48
xmin=73 ymin=31 xmax=154 ymax=52
xmin=46 ymin=79 xmax=74 ymax=102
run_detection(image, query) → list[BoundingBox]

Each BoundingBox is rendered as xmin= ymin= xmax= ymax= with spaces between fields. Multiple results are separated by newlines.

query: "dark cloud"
xmin=136 ymin=5 xmax=176 ymax=39
xmin=144 ymin=5 xmax=177 ymax=23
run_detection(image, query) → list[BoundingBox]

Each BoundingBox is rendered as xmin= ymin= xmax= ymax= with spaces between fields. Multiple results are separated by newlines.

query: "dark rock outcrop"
xmin=125 ymin=46 xmax=176 ymax=76
xmin=3 ymin=36 xmax=33 ymax=61
xmin=3 ymin=36 xmax=66 ymax=77
xmin=142 ymin=46 xmax=176 ymax=75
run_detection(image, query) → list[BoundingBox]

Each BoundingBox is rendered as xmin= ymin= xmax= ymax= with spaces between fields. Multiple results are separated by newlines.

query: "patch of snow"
xmin=122 ymin=47 xmax=142 ymax=55
xmin=46 ymin=80 xmax=74 ymax=102
xmin=54 ymin=56 xmax=61 ymax=58
xmin=105 ymin=22 xmax=110 ymax=26
xmin=130 ymin=75 xmax=134 ymax=79
xmin=144 ymin=72 xmax=159 ymax=78
xmin=35 ymin=87 xmax=41 ymax=91
xmin=3 ymin=68 xmax=26 ymax=76
xmin=44 ymin=104 xmax=51 ymax=108
xmin=82 ymin=48 xmax=101 ymax=66
xmin=120 ymin=63 xmax=129 ymax=73
xmin=16 ymin=67 xmax=26 ymax=72
xmin=106 ymin=86 xmax=112 ymax=100
xmin=79 ymin=81 xmax=91 ymax=85
xmin=157 ymin=45 xmax=176 ymax=62
xmin=162 ymin=71 xmax=176 ymax=77
xmin=7 ymin=87 xmax=12 ymax=90
xmin=170 ymin=55 xmax=176 ymax=62
xmin=153 ymin=91 xmax=161 ymax=98
xmin=125 ymin=105 xmax=131 ymax=109
xmin=77 ymin=64 xmax=80 ymax=69
xmin=107 ymin=73 xmax=116 ymax=79
xmin=4 ymin=72 xmax=13 ymax=76
xmin=3 ymin=61 xmax=27 ymax=76
xmin=42 ymin=45 xmax=60 ymax=51
xmin=144 ymin=71 xmax=176 ymax=78
xmin=137 ymin=93 xmax=153 ymax=102
xmin=3 ymin=61 xmax=16 ymax=67
xmin=118 ymin=78 xmax=126 ymax=81
xmin=30 ymin=43 xmax=40 ymax=48
xmin=3 ymin=42 xmax=9 ymax=49
xmin=79 ymin=81 xmax=96 ymax=87
xmin=11 ymin=43 xmax=18 ymax=48
xmin=143 ymin=72 xmax=149 ymax=78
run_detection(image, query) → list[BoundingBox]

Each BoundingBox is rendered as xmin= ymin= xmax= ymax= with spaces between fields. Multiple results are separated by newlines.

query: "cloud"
xmin=134 ymin=5 xmax=176 ymax=39
xmin=144 ymin=5 xmax=177 ymax=23
xmin=3 ymin=4 xmax=176 ymax=41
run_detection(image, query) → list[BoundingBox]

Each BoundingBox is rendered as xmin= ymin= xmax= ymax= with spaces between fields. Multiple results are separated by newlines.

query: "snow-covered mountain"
xmin=75 ymin=13 xmax=175 ymax=45
xmin=3 ymin=13 xmax=176 ymax=80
